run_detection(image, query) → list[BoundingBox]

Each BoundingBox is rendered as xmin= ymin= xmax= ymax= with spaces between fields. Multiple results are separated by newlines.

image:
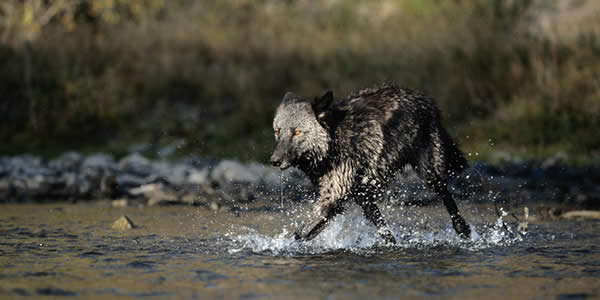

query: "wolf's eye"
xmin=294 ymin=130 xmax=302 ymax=136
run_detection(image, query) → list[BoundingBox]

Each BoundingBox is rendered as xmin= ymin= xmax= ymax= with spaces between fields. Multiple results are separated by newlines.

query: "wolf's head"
xmin=270 ymin=91 xmax=335 ymax=170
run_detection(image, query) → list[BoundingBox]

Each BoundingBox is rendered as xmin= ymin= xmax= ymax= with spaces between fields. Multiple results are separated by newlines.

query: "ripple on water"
xmin=35 ymin=287 xmax=77 ymax=296
xmin=78 ymin=251 xmax=105 ymax=257
xmin=195 ymin=269 xmax=227 ymax=281
xmin=126 ymin=260 xmax=157 ymax=269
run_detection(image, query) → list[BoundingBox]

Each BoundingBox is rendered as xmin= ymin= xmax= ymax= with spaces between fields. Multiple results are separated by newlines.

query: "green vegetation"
xmin=1 ymin=0 xmax=599 ymax=163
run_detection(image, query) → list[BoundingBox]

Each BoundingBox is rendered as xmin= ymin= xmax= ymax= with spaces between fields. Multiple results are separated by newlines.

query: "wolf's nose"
xmin=270 ymin=160 xmax=281 ymax=167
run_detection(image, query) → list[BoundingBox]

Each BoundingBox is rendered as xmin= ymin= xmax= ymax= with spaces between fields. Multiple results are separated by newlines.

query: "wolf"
xmin=270 ymin=84 xmax=471 ymax=244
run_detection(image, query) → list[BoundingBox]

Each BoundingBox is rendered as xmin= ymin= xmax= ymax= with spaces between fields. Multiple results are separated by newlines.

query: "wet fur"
xmin=270 ymin=84 xmax=471 ymax=243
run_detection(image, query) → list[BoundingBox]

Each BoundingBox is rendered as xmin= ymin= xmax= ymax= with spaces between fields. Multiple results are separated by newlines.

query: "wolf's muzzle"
xmin=270 ymin=159 xmax=282 ymax=167
xmin=269 ymin=155 xmax=290 ymax=170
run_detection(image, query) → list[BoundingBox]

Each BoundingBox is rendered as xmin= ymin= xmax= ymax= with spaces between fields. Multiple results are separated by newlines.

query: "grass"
xmin=1 ymin=0 xmax=599 ymax=163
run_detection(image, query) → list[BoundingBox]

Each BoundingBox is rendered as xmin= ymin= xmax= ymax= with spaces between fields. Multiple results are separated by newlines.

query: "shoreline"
xmin=1 ymin=152 xmax=598 ymax=211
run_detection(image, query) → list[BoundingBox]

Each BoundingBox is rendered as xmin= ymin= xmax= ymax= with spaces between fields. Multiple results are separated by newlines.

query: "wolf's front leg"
xmin=294 ymin=200 xmax=344 ymax=241
xmin=294 ymin=163 xmax=355 ymax=241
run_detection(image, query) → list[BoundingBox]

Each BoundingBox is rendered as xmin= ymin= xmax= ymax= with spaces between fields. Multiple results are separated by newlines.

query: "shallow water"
xmin=0 ymin=202 xmax=598 ymax=299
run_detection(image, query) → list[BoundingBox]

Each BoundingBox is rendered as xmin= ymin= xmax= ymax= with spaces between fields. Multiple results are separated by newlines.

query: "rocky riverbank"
xmin=0 ymin=152 xmax=598 ymax=210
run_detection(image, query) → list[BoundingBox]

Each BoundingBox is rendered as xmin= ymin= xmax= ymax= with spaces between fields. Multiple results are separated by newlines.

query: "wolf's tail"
xmin=440 ymin=126 xmax=468 ymax=176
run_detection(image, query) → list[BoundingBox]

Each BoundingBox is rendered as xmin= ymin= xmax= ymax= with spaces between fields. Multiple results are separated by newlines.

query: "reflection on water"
xmin=0 ymin=203 xmax=598 ymax=299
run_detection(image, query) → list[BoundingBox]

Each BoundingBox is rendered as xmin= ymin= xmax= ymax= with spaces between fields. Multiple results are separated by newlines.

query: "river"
xmin=0 ymin=202 xmax=598 ymax=299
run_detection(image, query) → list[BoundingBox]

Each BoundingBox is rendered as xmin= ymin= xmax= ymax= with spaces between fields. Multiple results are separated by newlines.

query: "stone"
xmin=82 ymin=153 xmax=115 ymax=170
xmin=24 ymin=174 xmax=49 ymax=195
xmin=112 ymin=199 xmax=129 ymax=207
xmin=561 ymin=210 xmax=600 ymax=220
xmin=129 ymin=183 xmax=178 ymax=206
xmin=60 ymin=172 xmax=77 ymax=188
xmin=118 ymin=153 xmax=153 ymax=176
xmin=48 ymin=151 xmax=83 ymax=172
xmin=187 ymin=168 xmax=209 ymax=185
xmin=0 ymin=157 xmax=10 ymax=177
xmin=211 ymin=160 xmax=258 ymax=184
xmin=248 ymin=162 xmax=280 ymax=189
xmin=541 ymin=152 xmax=568 ymax=169
xmin=8 ymin=155 xmax=53 ymax=177
xmin=77 ymin=178 xmax=93 ymax=196
xmin=181 ymin=194 xmax=205 ymax=205
xmin=101 ymin=174 xmax=118 ymax=197
xmin=115 ymin=174 xmax=147 ymax=189
xmin=0 ymin=179 xmax=10 ymax=199
xmin=112 ymin=216 xmax=135 ymax=230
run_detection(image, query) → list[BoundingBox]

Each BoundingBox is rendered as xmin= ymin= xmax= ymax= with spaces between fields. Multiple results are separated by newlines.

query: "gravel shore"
xmin=1 ymin=152 xmax=598 ymax=210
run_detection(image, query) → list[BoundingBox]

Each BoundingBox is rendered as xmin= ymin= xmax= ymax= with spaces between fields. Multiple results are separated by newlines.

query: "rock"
xmin=48 ymin=151 xmax=83 ymax=172
xmin=209 ymin=202 xmax=219 ymax=211
xmin=77 ymin=178 xmax=94 ymax=197
xmin=112 ymin=216 xmax=135 ymax=230
xmin=541 ymin=152 xmax=568 ymax=169
xmin=115 ymin=174 xmax=147 ymax=189
xmin=201 ymin=185 xmax=216 ymax=195
xmin=211 ymin=160 xmax=258 ymax=184
xmin=129 ymin=183 xmax=178 ymax=206
xmin=179 ymin=156 xmax=218 ymax=169
xmin=82 ymin=153 xmax=115 ymax=170
xmin=151 ymin=161 xmax=171 ymax=173
xmin=181 ymin=194 xmax=204 ymax=205
xmin=152 ymin=162 xmax=208 ymax=186
xmin=0 ymin=179 xmax=10 ymax=199
xmin=539 ymin=207 xmax=563 ymax=219
xmin=561 ymin=210 xmax=600 ymax=220
xmin=0 ymin=157 xmax=10 ymax=177
xmin=101 ymin=174 xmax=118 ymax=197
xmin=112 ymin=199 xmax=129 ymax=207
xmin=248 ymin=162 xmax=280 ymax=189
xmin=8 ymin=155 xmax=53 ymax=177
xmin=187 ymin=168 xmax=209 ymax=185
xmin=59 ymin=172 xmax=77 ymax=188
xmin=22 ymin=174 xmax=49 ymax=195
xmin=118 ymin=153 xmax=153 ymax=177
xmin=147 ymin=197 xmax=172 ymax=206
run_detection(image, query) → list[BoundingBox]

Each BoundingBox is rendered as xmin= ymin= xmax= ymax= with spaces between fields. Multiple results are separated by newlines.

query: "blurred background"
xmin=1 ymin=0 xmax=599 ymax=164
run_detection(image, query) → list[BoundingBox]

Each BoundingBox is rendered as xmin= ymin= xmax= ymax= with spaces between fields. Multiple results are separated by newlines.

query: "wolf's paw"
xmin=381 ymin=232 xmax=397 ymax=246
xmin=451 ymin=215 xmax=471 ymax=239
xmin=291 ymin=231 xmax=304 ymax=241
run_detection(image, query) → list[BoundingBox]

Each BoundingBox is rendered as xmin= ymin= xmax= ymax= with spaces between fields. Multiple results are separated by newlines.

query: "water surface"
xmin=0 ymin=202 xmax=598 ymax=299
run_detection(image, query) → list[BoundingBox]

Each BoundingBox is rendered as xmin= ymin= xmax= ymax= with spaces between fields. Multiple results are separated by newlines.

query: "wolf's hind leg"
xmin=433 ymin=182 xmax=471 ymax=239
xmin=414 ymin=152 xmax=471 ymax=239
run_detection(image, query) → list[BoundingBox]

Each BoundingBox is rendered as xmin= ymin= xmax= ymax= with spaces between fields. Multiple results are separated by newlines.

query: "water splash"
xmin=228 ymin=208 xmax=524 ymax=255
xmin=279 ymin=171 xmax=284 ymax=209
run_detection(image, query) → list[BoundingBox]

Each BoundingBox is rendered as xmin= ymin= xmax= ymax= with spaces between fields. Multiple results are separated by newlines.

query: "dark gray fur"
xmin=270 ymin=84 xmax=471 ymax=244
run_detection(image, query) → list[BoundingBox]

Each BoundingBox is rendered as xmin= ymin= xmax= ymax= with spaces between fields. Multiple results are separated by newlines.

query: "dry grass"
xmin=1 ymin=0 xmax=599 ymax=162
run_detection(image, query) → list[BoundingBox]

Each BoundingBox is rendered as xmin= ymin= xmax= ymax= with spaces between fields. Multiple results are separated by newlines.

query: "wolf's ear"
xmin=282 ymin=92 xmax=299 ymax=104
xmin=311 ymin=90 xmax=334 ymax=119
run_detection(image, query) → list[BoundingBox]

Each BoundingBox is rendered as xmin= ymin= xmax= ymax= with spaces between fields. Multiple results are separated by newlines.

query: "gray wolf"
xmin=270 ymin=84 xmax=471 ymax=244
